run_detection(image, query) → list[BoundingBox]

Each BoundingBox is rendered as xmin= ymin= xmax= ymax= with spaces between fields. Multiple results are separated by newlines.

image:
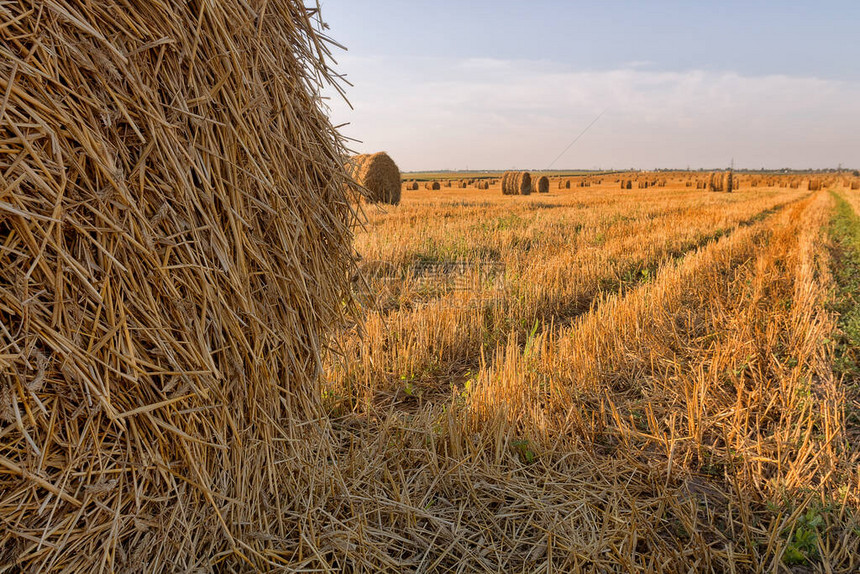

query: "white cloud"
xmin=326 ymin=56 xmax=860 ymax=171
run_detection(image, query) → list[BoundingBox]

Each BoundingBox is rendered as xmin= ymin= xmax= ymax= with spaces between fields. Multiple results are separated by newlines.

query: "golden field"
xmin=317 ymin=175 xmax=860 ymax=572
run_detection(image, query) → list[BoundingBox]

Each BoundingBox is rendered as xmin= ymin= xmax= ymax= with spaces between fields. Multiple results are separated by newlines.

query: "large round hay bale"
xmin=808 ymin=178 xmax=821 ymax=191
xmin=535 ymin=175 xmax=550 ymax=193
xmin=501 ymin=171 xmax=532 ymax=195
xmin=349 ymin=152 xmax=401 ymax=204
xmin=0 ymin=1 xmax=357 ymax=570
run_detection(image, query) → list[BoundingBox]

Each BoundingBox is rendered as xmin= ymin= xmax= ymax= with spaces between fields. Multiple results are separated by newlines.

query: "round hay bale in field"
xmin=0 ymin=1 xmax=357 ymax=570
xmin=808 ymin=178 xmax=822 ymax=191
xmin=409 ymin=181 xmax=419 ymax=191
xmin=723 ymin=171 xmax=734 ymax=193
xmin=707 ymin=172 xmax=721 ymax=191
xmin=535 ymin=175 xmax=550 ymax=193
xmin=501 ymin=171 xmax=532 ymax=195
xmin=350 ymin=152 xmax=401 ymax=204
xmin=851 ymin=181 xmax=860 ymax=190
xmin=565 ymin=179 xmax=572 ymax=189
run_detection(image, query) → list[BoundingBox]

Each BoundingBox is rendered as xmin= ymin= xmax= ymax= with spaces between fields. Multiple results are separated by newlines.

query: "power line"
xmin=546 ymin=108 xmax=608 ymax=171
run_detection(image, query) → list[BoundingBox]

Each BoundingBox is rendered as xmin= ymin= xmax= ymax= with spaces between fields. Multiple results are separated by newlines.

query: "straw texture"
xmin=0 ymin=0 xmax=356 ymax=570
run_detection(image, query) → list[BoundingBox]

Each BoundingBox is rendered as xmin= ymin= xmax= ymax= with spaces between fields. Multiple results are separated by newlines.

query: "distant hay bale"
xmin=501 ymin=171 xmax=532 ymax=195
xmin=409 ymin=181 xmax=419 ymax=190
xmin=707 ymin=172 xmax=721 ymax=192
xmin=565 ymin=179 xmax=572 ymax=189
xmin=705 ymin=171 xmax=733 ymax=192
xmin=0 ymin=1 xmax=357 ymax=570
xmin=808 ymin=178 xmax=821 ymax=191
xmin=350 ymin=152 xmax=401 ymax=204
xmin=535 ymin=175 xmax=550 ymax=193
xmin=460 ymin=180 xmax=468 ymax=188
xmin=424 ymin=181 xmax=441 ymax=190
xmin=723 ymin=171 xmax=734 ymax=193
xmin=852 ymin=181 xmax=860 ymax=190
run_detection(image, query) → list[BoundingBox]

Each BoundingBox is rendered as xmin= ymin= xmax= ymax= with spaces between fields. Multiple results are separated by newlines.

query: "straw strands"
xmin=0 ymin=1 xmax=356 ymax=570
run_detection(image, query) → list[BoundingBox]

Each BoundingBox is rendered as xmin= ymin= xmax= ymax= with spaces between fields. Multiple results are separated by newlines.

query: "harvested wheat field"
xmin=323 ymin=176 xmax=860 ymax=572
xmin=2 ymin=0 xmax=859 ymax=573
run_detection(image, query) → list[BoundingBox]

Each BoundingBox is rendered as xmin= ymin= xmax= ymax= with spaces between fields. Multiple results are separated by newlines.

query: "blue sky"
xmin=319 ymin=1 xmax=860 ymax=171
